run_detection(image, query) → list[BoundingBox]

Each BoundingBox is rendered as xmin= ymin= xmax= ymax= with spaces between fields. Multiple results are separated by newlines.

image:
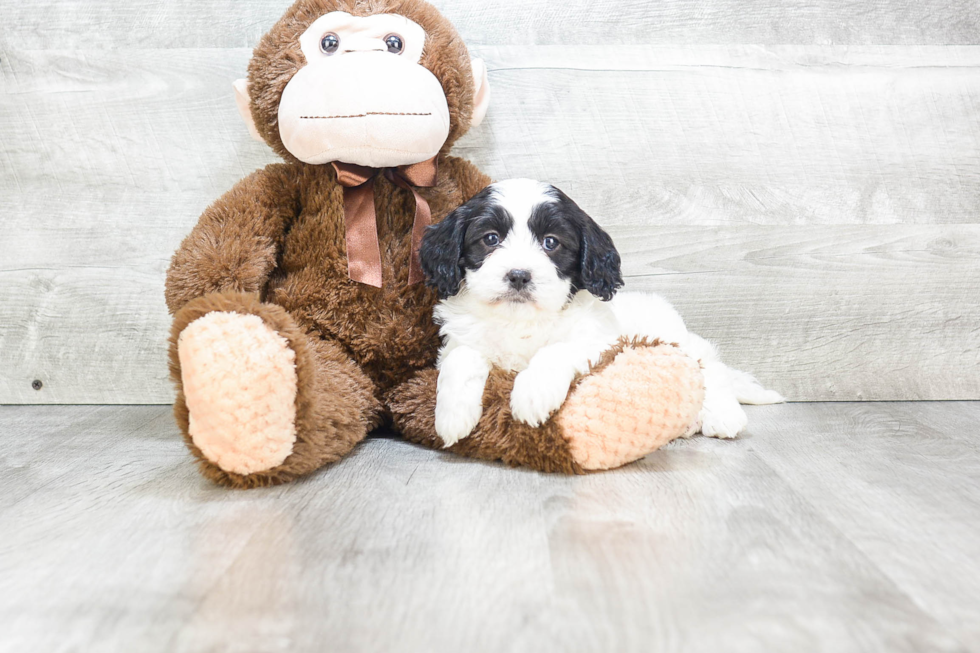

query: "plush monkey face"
xmin=236 ymin=0 xmax=490 ymax=169
xmin=278 ymin=12 xmax=450 ymax=167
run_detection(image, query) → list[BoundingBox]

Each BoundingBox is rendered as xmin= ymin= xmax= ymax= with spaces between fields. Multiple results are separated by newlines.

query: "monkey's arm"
xmin=165 ymin=164 xmax=301 ymax=314
xmin=390 ymin=340 xmax=705 ymax=474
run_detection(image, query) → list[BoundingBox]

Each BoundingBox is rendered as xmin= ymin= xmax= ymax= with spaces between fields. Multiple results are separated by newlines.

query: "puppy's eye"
xmin=543 ymin=236 xmax=559 ymax=251
xmin=482 ymin=233 xmax=500 ymax=247
xmin=384 ymin=34 xmax=404 ymax=54
xmin=320 ymin=33 xmax=340 ymax=55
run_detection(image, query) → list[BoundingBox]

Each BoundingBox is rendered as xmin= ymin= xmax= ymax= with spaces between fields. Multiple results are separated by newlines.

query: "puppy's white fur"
xmin=433 ymin=179 xmax=783 ymax=447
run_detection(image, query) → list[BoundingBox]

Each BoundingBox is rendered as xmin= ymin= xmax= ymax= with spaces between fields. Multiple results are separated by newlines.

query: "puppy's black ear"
xmin=420 ymin=207 xmax=467 ymax=299
xmin=578 ymin=212 xmax=624 ymax=301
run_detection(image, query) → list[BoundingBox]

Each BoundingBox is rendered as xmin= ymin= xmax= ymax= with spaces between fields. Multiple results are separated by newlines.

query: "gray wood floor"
xmin=1 ymin=403 xmax=978 ymax=653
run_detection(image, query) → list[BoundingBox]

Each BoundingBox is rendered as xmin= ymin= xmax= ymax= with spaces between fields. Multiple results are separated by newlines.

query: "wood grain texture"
xmin=6 ymin=46 xmax=979 ymax=226
xmin=748 ymin=402 xmax=980 ymax=647
xmin=460 ymin=46 xmax=980 ymax=226
xmin=2 ymin=43 xmax=978 ymax=403
xmin=1 ymin=0 xmax=977 ymax=49
xmin=612 ymin=224 xmax=980 ymax=402
xmin=1 ymin=403 xmax=978 ymax=652
xmin=3 ymin=224 xmax=977 ymax=403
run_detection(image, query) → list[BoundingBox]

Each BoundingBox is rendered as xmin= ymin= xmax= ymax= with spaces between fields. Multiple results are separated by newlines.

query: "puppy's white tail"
xmin=729 ymin=367 xmax=786 ymax=405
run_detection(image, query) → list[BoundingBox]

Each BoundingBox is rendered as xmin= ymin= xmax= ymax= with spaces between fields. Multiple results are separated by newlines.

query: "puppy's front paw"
xmin=435 ymin=394 xmax=483 ymax=448
xmin=510 ymin=368 xmax=572 ymax=427
xmin=699 ymin=402 xmax=748 ymax=439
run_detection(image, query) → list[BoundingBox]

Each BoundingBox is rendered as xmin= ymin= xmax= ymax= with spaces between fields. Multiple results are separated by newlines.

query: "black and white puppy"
xmin=420 ymin=179 xmax=783 ymax=446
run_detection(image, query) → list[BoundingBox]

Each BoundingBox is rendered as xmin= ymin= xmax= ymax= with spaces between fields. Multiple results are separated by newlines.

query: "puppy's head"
xmin=420 ymin=179 xmax=623 ymax=310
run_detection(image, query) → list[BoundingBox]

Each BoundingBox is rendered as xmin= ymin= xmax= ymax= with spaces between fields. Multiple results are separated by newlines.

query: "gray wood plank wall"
xmin=1 ymin=1 xmax=978 ymax=404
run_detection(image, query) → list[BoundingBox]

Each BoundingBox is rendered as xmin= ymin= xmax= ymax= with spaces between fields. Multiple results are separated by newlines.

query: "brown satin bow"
xmin=332 ymin=158 xmax=438 ymax=288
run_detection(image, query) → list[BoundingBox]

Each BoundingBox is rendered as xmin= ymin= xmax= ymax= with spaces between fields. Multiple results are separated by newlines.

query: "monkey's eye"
xmin=543 ymin=236 xmax=559 ymax=251
xmin=320 ymin=33 xmax=340 ymax=55
xmin=385 ymin=34 xmax=404 ymax=54
xmin=483 ymin=233 xmax=500 ymax=247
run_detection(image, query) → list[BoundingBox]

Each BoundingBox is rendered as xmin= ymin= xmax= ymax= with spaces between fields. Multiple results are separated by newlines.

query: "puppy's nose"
xmin=506 ymin=269 xmax=532 ymax=290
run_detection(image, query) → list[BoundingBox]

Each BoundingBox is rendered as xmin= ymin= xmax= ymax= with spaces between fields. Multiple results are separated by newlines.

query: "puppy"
xmin=420 ymin=179 xmax=783 ymax=447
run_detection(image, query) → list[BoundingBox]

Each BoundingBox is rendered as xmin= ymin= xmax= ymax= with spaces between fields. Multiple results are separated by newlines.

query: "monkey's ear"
xmin=470 ymin=59 xmax=491 ymax=129
xmin=420 ymin=209 xmax=467 ymax=299
xmin=233 ymin=79 xmax=265 ymax=143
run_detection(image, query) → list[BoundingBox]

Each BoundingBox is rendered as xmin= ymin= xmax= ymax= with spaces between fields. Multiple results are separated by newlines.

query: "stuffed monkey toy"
xmin=166 ymin=0 xmax=704 ymax=488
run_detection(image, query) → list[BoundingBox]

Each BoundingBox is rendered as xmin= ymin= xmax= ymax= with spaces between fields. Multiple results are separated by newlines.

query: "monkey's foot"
xmin=171 ymin=292 xmax=381 ymax=488
xmin=558 ymin=342 xmax=705 ymax=470
xmin=178 ymin=311 xmax=298 ymax=476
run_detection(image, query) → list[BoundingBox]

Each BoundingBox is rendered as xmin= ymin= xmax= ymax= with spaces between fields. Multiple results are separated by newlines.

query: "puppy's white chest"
xmin=436 ymin=291 xmax=621 ymax=374
xmin=480 ymin=321 xmax=554 ymax=371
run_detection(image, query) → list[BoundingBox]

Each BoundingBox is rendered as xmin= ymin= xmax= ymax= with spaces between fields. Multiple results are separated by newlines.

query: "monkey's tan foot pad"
xmin=177 ymin=311 xmax=298 ymax=476
xmin=559 ymin=344 xmax=705 ymax=471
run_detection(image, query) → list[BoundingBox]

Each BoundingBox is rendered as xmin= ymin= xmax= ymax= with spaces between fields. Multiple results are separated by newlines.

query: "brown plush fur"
xmin=167 ymin=156 xmax=490 ymax=393
xmin=388 ymin=338 xmax=674 ymax=475
xmin=389 ymin=368 xmax=583 ymax=474
xmin=167 ymin=0 xmax=491 ymax=487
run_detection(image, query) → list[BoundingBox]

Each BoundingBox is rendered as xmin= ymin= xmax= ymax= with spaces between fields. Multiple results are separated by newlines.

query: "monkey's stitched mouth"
xmin=300 ymin=112 xmax=433 ymax=119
